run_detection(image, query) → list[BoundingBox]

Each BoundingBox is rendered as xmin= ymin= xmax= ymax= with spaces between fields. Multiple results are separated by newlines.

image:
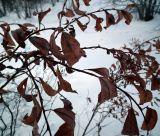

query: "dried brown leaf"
xmin=40 ymin=78 xmax=57 ymax=96
xmin=11 ymin=28 xmax=26 ymax=48
xmin=17 ymin=78 xmax=28 ymax=96
xmin=90 ymin=13 xmax=98 ymax=20
xmin=121 ymin=108 xmax=139 ymax=135
xmin=134 ymin=85 xmax=153 ymax=105
xmin=17 ymin=78 xmax=37 ymax=102
xmin=61 ymin=32 xmax=86 ymax=66
xmin=76 ymin=20 xmax=87 ymax=31
xmin=50 ymin=31 xmax=64 ymax=60
xmin=56 ymin=68 xmax=75 ymax=93
xmin=23 ymin=97 xmax=42 ymax=126
xmin=0 ymin=22 xmax=10 ymax=32
xmin=54 ymin=122 xmax=74 ymax=136
xmin=64 ymin=9 xmax=75 ymax=17
xmin=34 ymin=8 xmax=51 ymax=24
xmin=140 ymin=90 xmax=152 ymax=105
xmin=29 ymin=36 xmax=50 ymax=56
xmin=98 ymin=77 xmax=117 ymax=103
xmin=72 ymin=0 xmax=86 ymax=15
xmin=61 ymin=98 xmax=73 ymax=110
xmin=105 ymin=11 xmax=115 ymax=28
xmin=121 ymin=10 xmax=133 ymax=25
xmin=95 ymin=18 xmax=103 ymax=31
xmin=141 ymin=108 xmax=158 ymax=130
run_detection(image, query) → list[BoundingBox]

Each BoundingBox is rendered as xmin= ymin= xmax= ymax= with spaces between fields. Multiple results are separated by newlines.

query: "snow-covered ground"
xmin=0 ymin=0 xmax=160 ymax=136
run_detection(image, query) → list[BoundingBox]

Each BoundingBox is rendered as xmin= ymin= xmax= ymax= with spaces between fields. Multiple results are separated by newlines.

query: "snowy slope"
xmin=0 ymin=0 xmax=160 ymax=136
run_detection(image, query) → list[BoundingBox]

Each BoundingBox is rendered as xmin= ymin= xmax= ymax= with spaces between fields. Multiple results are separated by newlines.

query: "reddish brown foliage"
xmin=40 ymin=78 xmax=57 ymax=96
xmin=61 ymin=32 xmax=86 ymax=66
xmin=121 ymin=108 xmax=139 ymax=135
xmin=141 ymin=108 xmax=158 ymax=131
xmin=98 ymin=77 xmax=117 ymax=103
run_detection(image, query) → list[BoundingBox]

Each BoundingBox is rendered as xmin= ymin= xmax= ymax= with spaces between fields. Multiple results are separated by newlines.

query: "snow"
xmin=0 ymin=0 xmax=160 ymax=136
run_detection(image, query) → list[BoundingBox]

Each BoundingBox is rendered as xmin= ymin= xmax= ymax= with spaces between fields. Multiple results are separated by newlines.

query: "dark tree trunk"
xmin=1 ymin=0 xmax=7 ymax=16
xmin=136 ymin=0 xmax=157 ymax=21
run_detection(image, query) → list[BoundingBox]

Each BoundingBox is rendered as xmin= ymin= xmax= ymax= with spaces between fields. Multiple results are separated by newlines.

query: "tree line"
xmin=113 ymin=0 xmax=160 ymax=21
xmin=0 ymin=0 xmax=160 ymax=21
xmin=0 ymin=0 xmax=59 ymax=18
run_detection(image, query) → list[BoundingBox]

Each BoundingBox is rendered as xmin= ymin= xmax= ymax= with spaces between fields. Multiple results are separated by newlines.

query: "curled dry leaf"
xmin=98 ymin=77 xmax=117 ymax=103
xmin=18 ymin=23 xmax=35 ymax=32
xmin=50 ymin=31 xmax=64 ymax=60
xmin=90 ymin=13 xmax=98 ymax=20
xmin=17 ymin=78 xmax=28 ymax=96
xmin=72 ymin=0 xmax=86 ymax=15
xmin=105 ymin=11 xmax=115 ymax=28
xmin=58 ymin=9 xmax=75 ymax=18
xmin=54 ymin=122 xmax=74 ymax=136
xmin=76 ymin=20 xmax=87 ymax=31
xmin=40 ymin=78 xmax=57 ymax=96
xmin=121 ymin=10 xmax=133 ymax=25
xmin=2 ymin=31 xmax=15 ymax=51
xmin=23 ymin=107 xmax=38 ymax=126
xmin=141 ymin=108 xmax=158 ymax=131
xmin=33 ymin=8 xmax=51 ymax=24
xmin=61 ymin=32 xmax=86 ymax=66
xmin=56 ymin=67 xmax=76 ymax=93
xmin=61 ymin=98 xmax=73 ymax=110
xmin=11 ymin=28 xmax=26 ymax=48
xmin=0 ymin=22 xmax=10 ymax=32
xmin=64 ymin=9 xmax=75 ymax=17
xmin=121 ymin=108 xmax=139 ymax=135
xmin=86 ymin=67 xmax=109 ymax=77
xmin=95 ymin=18 xmax=103 ymax=32
xmin=23 ymin=97 xmax=42 ymax=126
xmin=29 ymin=36 xmax=50 ymax=56
xmin=17 ymin=78 xmax=37 ymax=102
